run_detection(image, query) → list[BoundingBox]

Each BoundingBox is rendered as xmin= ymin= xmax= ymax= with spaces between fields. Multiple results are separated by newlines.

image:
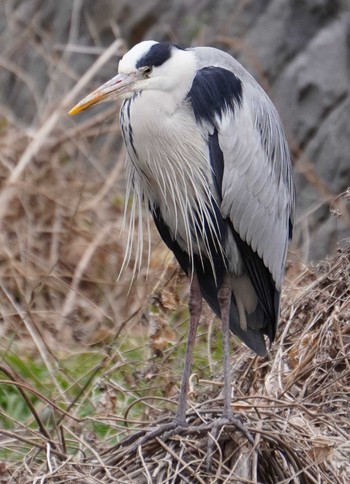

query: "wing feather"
xmin=191 ymin=46 xmax=295 ymax=339
xmin=219 ymin=90 xmax=294 ymax=290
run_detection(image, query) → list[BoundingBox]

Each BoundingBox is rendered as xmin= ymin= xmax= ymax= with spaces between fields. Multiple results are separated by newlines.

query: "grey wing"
xmin=219 ymin=83 xmax=295 ymax=291
xmin=191 ymin=46 xmax=295 ymax=288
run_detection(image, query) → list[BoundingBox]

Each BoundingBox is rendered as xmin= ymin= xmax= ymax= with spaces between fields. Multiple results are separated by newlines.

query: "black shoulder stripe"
xmin=187 ymin=67 xmax=242 ymax=125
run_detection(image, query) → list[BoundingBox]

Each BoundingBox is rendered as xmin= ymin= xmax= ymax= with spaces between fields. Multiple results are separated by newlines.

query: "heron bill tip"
xmin=67 ymin=93 xmax=105 ymax=116
xmin=67 ymin=105 xmax=82 ymax=116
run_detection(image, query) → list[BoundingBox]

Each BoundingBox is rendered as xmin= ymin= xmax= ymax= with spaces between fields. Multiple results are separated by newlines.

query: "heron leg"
xmin=204 ymin=276 xmax=257 ymax=469
xmin=113 ymin=274 xmax=253 ymax=463
xmin=217 ymin=274 xmax=232 ymax=418
xmin=175 ymin=271 xmax=202 ymax=424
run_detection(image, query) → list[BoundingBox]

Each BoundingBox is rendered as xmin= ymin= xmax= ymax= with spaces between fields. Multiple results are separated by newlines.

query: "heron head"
xmin=68 ymin=41 xmax=196 ymax=115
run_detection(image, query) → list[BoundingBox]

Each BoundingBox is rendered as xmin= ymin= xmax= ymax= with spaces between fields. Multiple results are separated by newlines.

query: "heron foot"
xmin=205 ymin=412 xmax=254 ymax=471
xmin=115 ymin=419 xmax=187 ymax=457
xmin=111 ymin=411 xmax=254 ymax=470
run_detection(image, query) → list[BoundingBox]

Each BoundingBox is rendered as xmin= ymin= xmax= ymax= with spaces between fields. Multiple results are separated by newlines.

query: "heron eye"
xmin=143 ymin=66 xmax=152 ymax=76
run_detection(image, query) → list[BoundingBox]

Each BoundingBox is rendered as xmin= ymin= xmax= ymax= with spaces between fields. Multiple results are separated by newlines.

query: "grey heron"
xmin=69 ymin=40 xmax=295 ymax=425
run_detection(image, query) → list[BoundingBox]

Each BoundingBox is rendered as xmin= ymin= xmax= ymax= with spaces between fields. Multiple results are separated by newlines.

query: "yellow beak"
xmin=68 ymin=72 xmax=139 ymax=115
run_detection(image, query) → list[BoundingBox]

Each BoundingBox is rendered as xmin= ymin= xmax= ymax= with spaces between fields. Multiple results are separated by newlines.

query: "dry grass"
xmin=1 ymin=241 xmax=350 ymax=482
xmin=1 ymin=5 xmax=350 ymax=482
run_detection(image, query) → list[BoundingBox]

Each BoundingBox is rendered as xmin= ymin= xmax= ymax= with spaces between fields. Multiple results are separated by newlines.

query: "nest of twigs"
xmin=4 ymin=242 xmax=348 ymax=483
xmin=84 ymin=242 xmax=350 ymax=483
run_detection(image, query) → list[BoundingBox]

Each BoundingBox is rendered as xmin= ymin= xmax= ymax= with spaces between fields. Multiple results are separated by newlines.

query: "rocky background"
xmin=1 ymin=0 xmax=349 ymax=262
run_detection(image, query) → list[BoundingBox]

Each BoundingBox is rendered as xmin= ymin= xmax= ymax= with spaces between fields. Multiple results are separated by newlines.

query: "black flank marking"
xmin=289 ymin=219 xmax=293 ymax=239
xmin=151 ymin=204 xmax=192 ymax=276
xmin=191 ymin=197 xmax=228 ymax=264
xmin=136 ymin=43 xmax=173 ymax=69
xmin=208 ymin=129 xmax=224 ymax=201
xmin=151 ymin=204 xmax=225 ymax=292
xmin=229 ymin=222 xmax=278 ymax=341
xmin=152 ymin=203 xmax=227 ymax=282
xmin=187 ymin=67 xmax=242 ymax=125
xmin=152 ymin=204 xmax=267 ymax=355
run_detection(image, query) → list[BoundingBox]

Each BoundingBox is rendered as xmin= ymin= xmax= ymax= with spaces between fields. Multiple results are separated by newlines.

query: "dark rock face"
xmin=1 ymin=0 xmax=349 ymax=261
